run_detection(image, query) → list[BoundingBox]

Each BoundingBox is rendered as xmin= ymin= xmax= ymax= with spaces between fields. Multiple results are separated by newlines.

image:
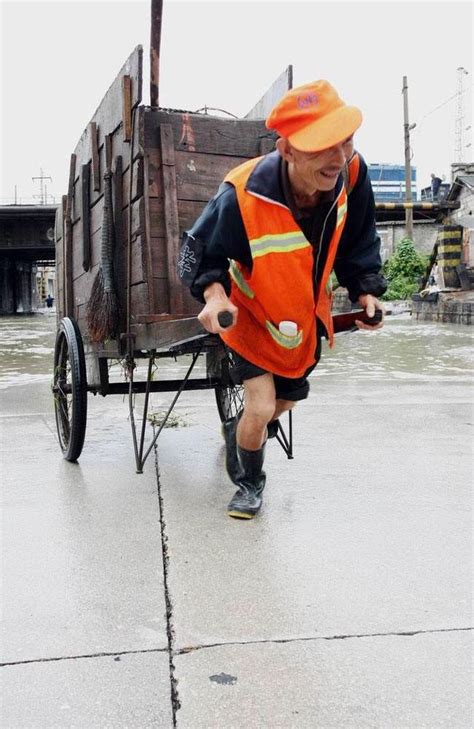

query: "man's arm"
xmin=178 ymin=182 xmax=251 ymax=332
xmin=334 ymin=154 xmax=387 ymax=305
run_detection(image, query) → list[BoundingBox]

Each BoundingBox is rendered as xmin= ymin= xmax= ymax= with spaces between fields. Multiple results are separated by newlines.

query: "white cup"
xmin=278 ymin=320 xmax=298 ymax=337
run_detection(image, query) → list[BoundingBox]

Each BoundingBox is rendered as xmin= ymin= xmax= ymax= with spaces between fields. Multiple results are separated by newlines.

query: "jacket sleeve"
xmin=334 ymin=154 xmax=387 ymax=302
xmin=177 ymin=183 xmax=252 ymax=303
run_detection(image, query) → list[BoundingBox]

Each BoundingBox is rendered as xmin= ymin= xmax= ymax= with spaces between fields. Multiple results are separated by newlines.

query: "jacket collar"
xmin=245 ymin=150 xmax=343 ymax=208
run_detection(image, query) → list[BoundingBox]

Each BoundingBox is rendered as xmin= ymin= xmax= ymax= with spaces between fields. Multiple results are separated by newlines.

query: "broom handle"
xmin=100 ymin=170 xmax=115 ymax=293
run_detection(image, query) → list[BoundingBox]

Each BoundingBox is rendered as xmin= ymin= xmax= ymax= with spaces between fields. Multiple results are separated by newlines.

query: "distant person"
xmin=45 ymin=294 xmax=54 ymax=308
xmin=431 ymin=173 xmax=442 ymax=200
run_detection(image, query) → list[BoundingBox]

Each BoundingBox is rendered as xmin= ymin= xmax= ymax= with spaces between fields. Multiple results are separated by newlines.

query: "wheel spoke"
xmin=214 ymin=348 xmax=245 ymax=422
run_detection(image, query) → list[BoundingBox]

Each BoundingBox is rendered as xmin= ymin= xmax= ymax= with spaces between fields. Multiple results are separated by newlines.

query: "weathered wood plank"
xmin=130 ymin=281 xmax=151 ymax=319
xmin=73 ymin=262 xmax=99 ymax=310
xmin=148 ymin=198 xmax=206 ymax=238
xmin=123 ymin=196 xmax=146 ymax=243
xmin=131 ymin=316 xmax=203 ymax=352
xmin=122 ymin=156 xmax=145 ymax=204
xmin=181 ymin=286 xmax=202 ymax=318
xmin=113 ymin=155 xmax=127 ymax=333
xmin=122 ymin=75 xmax=132 ymax=141
xmin=151 ymin=277 xmax=170 ymax=314
xmin=81 ymin=163 xmax=91 ymax=271
xmin=245 ymin=66 xmax=293 ymax=119
xmin=54 ymin=203 xmax=64 ymax=242
xmin=159 ymin=124 xmax=183 ymax=316
xmin=146 ymin=147 xmax=249 ymax=202
xmin=144 ymin=108 xmax=276 ymax=157
xmin=90 ymin=122 xmax=100 ymax=192
xmin=72 ymin=223 xmax=145 ymax=290
xmin=149 ymin=236 xmax=167 ymax=277
xmin=142 ymin=142 xmax=157 ymax=314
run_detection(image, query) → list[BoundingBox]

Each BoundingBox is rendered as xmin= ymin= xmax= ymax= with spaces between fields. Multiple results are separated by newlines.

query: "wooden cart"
xmin=52 ymin=42 xmax=294 ymax=472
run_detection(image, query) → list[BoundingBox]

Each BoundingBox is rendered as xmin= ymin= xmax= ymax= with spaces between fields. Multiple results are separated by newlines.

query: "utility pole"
xmin=150 ymin=0 xmax=163 ymax=107
xmin=402 ymin=76 xmax=415 ymax=240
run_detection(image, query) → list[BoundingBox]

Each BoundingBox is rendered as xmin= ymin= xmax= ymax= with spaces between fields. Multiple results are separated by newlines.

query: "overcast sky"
xmin=1 ymin=0 xmax=472 ymax=204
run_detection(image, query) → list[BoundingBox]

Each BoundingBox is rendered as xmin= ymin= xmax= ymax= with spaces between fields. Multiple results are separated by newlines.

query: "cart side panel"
xmin=244 ymin=65 xmax=293 ymax=119
xmin=142 ymin=109 xmax=275 ymax=321
xmin=55 ymin=46 xmax=144 ymax=349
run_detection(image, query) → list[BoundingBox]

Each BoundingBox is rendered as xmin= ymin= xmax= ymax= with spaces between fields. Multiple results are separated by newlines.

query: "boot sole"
xmin=227 ymin=509 xmax=256 ymax=520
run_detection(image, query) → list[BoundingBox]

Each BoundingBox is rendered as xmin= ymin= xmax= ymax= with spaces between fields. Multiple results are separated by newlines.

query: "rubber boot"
xmin=227 ymin=445 xmax=266 ymax=519
xmin=222 ymin=411 xmax=243 ymax=484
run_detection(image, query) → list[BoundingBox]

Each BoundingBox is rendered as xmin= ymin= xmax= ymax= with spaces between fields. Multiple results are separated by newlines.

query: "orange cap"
xmin=266 ymin=80 xmax=363 ymax=152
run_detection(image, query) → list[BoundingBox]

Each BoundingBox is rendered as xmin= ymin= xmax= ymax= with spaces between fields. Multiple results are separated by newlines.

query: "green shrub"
xmin=382 ymin=238 xmax=428 ymax=300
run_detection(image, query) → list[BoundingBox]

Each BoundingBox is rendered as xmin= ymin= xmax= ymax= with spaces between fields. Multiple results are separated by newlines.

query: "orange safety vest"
xmin=221 ymin=154 xmax=359 ymax=378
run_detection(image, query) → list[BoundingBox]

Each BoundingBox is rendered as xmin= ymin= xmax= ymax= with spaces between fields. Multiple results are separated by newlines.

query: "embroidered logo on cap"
xmin=297 ymin=93 xmax=318 ymax=109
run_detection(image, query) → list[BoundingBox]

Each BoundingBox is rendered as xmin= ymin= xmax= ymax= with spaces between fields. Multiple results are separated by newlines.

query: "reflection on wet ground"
xmin=0 ymin=312 xmax=472 ymax=390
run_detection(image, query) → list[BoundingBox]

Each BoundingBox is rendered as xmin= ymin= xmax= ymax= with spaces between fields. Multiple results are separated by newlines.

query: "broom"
xmin=86 ymin=163 xmax=119 ymax=342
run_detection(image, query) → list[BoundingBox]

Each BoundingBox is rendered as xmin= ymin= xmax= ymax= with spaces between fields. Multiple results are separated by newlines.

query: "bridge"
xmin=0 ymin=205 xmax=56 ymax=313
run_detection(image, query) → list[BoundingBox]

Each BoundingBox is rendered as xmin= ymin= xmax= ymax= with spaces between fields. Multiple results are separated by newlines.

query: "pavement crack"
xmin=175 ymin=626 xmax=473 ymax=655
xmin=154 ymin=440 xmax=180 ymax=726
xmin=0 ymin=647 xmax=168 ymax=668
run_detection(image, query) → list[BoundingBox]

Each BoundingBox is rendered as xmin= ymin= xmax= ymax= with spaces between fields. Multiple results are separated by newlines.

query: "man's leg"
xmin=237 ymin=373 xmax=276 ymax=449
xmin=228 ymin=374 xmax=275 ymax=519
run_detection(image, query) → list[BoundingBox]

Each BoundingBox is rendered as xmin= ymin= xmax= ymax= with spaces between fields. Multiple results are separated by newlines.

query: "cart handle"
xmin=217 ymin=311 xmax=234 ymax=328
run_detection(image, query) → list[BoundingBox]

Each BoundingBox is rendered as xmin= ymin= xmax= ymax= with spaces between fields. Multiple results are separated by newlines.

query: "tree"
xmin=382 ymin=238 xmax=427 ymax=300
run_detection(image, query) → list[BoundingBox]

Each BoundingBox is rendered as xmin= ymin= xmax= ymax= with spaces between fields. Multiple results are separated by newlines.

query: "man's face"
xmin=278 ymin=136 xmax=354 ymax=195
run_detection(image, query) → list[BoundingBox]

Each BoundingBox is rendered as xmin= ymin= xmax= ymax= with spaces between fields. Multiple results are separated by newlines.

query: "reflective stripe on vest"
xmin=250 ymin=231 xmax=309 ymax=258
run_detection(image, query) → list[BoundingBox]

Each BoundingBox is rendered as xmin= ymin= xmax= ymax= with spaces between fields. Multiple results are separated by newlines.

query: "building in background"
xmin=368 ymin=163 xmax=417 ymax=202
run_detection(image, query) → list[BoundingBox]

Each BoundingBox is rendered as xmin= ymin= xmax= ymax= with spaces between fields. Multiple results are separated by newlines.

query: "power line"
xmin=411 ymin=81 xmax=473 ymax=133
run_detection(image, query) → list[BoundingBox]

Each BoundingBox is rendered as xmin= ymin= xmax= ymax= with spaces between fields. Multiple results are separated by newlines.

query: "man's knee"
xmin=243 ymin=374 xmax=276 ymax=425
xmin=276 ymin=398 xmax=296 ymax=413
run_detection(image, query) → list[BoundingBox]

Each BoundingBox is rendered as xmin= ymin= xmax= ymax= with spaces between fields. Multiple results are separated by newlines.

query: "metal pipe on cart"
xmin=138 ymin=354 xmax=155 ymax=467
xmin=131 ymin=345 xmax=205 ymax=473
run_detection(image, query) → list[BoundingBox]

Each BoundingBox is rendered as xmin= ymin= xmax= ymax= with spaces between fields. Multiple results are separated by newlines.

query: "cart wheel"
xmin=52 ymin=317 xmax=88 ymax=462
xmin=212 ymin=347 xmax=245 ymax=423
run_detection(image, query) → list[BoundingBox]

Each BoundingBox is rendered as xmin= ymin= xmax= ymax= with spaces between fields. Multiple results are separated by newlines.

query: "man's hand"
xmin=355 ymin=294 xmax=385 ymax=330
xmin=198 ymin=282 xmax=238 ymax=333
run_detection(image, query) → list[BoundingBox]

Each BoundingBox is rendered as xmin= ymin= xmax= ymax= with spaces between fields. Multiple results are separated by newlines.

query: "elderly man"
xmin=179 ymin=80 xmax=386 ymax=519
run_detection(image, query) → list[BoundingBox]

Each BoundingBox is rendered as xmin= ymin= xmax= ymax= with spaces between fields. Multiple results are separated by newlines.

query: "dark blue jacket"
xmin=180 ymin=150 xmax=386 ymax=304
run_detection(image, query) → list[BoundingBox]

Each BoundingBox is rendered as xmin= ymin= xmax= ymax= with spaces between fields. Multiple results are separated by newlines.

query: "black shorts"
xmin=227 ymin=338 xmax=322 ymax=402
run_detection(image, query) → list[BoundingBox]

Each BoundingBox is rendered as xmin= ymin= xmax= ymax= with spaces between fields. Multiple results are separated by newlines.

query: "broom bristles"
xmin=86 ymin=268 xmax=119 ymax=342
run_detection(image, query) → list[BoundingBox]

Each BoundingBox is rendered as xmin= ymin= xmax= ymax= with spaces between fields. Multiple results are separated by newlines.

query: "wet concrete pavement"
xmin=1 ymin=312 xmax=472 ymax=727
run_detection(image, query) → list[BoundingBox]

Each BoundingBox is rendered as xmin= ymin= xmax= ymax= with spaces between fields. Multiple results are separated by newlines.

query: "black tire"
xmin=211 ymin=346 xmax=245 ymax=423
xmin=52 ymin=317 xmax=88 ymax=462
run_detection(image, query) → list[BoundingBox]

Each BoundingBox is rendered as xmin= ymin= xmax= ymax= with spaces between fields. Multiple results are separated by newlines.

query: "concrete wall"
xmin=377 ymin=220 xmax=438 ymax=261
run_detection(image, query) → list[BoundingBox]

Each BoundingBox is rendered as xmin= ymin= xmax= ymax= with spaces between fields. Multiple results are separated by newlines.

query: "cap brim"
xmin=288 ymin=106 xmax=363 ymax=152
